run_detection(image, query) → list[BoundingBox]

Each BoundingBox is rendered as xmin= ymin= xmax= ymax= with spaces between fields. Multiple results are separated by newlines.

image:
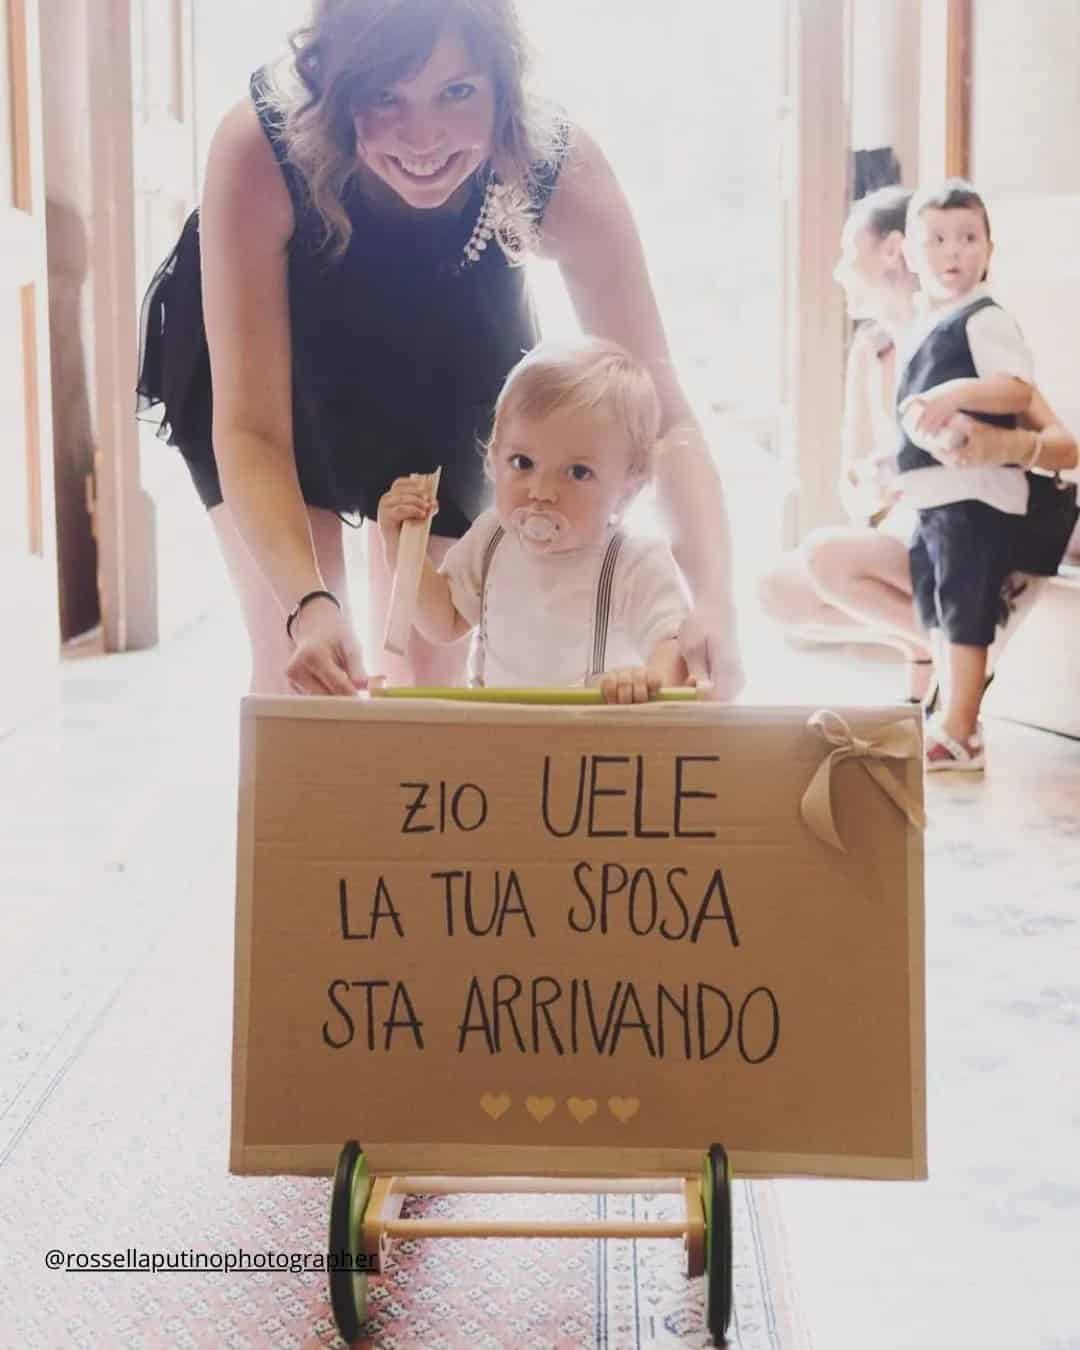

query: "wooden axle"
xmin=360 ymin=1173 xmax=706 ymax=1278
xmin=389 ymin=1175 xmax=686 ymax=1195
xmin=380 ymin=1217 xmax=687 ymax=1239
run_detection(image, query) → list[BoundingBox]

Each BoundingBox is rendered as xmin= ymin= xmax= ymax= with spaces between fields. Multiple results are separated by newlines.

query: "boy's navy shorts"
xmin=909 ymin=501 xmax=1019 ymax=647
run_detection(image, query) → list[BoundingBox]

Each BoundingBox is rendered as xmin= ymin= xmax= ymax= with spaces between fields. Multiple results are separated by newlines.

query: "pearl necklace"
xmin=458 ymin=177 xmax=530 ymax=271
xmin=461 ymin=177 xmax=500 ymax=267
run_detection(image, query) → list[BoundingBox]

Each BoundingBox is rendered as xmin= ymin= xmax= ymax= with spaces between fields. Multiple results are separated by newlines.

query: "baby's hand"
xmin=598 ymin=666 xmax=662 ymax=705
xmin=900 ymin=390 xmax=968 ymax=446
xmin=377 ymin=475 xmax=438 ymax=564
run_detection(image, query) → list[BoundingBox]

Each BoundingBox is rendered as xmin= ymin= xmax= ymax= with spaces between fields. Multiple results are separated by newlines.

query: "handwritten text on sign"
xmin=320 ymin=754 xmax=781 ymax=1066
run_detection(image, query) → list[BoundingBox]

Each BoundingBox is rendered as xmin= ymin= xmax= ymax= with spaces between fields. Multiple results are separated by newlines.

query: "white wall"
xmin=851 ymin=0 xmax=919 ymax=182
xmin=971 ymin=0 xmax=1080 ymax=198
xmin=966 ymin=1 xmax=1080 ymax=439
xmin=193 ymin=0 xmax=308 ymax=184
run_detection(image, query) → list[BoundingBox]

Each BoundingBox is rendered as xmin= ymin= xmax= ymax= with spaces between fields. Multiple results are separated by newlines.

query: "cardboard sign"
xmin=231 ymin=698 xmax=926 ymax=1181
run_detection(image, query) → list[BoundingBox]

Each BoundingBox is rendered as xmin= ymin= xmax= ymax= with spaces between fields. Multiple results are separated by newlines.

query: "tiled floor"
xmin=2 ymin=541 xmax=1078 ymax=1349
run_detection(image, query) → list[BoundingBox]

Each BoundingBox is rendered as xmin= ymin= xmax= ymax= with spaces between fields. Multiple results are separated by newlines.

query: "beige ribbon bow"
xmin=800 ymin=709 xmax=927 ymax=852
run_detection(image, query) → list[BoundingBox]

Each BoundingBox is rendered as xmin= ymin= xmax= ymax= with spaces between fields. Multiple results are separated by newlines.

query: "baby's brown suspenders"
xmin=471 ymin=525 xmax=625 ymax=687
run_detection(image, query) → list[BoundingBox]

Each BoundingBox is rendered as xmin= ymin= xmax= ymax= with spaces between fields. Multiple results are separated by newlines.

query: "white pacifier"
xmin=510 ymin=507 xmax=569 ymax=549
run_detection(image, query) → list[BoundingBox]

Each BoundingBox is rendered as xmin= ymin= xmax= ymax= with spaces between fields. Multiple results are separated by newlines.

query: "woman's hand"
xmin=285 ymin=596 xmax=368 ymax=696
xmin=377 ymin=475 xmax=438 ymax=568
xmin=678 ymin=606 xmax=744 ymax=702
xmin=931 ymin=412 xmax=1035 ymax=470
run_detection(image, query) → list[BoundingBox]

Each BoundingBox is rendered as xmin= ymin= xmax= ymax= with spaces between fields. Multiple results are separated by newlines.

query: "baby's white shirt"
xmin=439 ymin=510 xmax=689 ymax=687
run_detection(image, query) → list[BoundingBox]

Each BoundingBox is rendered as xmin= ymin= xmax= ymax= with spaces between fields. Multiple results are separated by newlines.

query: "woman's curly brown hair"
xmin=262 ymin=0 xmax=562 ymax=259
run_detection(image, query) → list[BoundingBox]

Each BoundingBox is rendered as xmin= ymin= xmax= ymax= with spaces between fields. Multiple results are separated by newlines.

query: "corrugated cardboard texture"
xmin=231 ymin=699 xmax=926 ymax=1181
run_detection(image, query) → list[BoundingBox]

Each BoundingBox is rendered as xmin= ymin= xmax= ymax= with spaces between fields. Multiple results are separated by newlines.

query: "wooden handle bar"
xmin=371 ymin=686 xmax=698 ymax=704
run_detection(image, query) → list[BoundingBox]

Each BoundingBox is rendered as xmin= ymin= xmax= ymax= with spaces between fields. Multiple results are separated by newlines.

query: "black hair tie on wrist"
xmin=285 ymin=589 xmax=341 ymax=642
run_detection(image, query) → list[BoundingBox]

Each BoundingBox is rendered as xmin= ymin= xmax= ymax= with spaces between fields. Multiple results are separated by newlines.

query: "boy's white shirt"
xmin=897 ymin=282 xmax=1033 ymax=516
xmin=439 ymin=508 xmax=689 ymax=687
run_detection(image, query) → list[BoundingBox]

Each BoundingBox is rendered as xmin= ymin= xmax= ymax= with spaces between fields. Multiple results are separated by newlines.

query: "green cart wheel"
xmin=328 ymin=1140 xmax=372 ymax=1344
xmin=701 ymin=1142 xmax=733 ymax=1345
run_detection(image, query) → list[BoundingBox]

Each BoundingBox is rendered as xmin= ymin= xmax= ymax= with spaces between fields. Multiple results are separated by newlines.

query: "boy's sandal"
xmin=924 ymin=715 xmax=986 ymax=773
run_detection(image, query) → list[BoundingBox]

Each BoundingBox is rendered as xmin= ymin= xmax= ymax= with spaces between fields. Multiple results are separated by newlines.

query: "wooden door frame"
xmin=4 ymin=0 xmax=57 ymax=623
xmin=784 ymin=0 xmax=972 ymax=544
xmin=0 ymin=0 xmax=60 ymax=735
xmin=944 ymin=0 xmax=971 ymax=177
xmin=919 ymin=0 xmax=970 ymax=181
xmin=781 ymin=0 xmax=851 ymax=545
xmin=9 ymin=0 xmax=47 ymax=558
xmin=85 ymin=0 xmax=202 ymax=652
xmin=86 ymin=0 xmax=158 ymax=651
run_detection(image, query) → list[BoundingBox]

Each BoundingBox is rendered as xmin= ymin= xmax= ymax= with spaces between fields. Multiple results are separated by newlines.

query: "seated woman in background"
xmin=758 ymin=185 xmax=1078 ymax=717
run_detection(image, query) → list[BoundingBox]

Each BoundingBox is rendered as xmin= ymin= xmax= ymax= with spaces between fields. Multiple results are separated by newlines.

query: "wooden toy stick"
xmin=370 ymin=685 xmax=699 ymax=705
xmin=382 ymin=466 xmax=442 ymax=657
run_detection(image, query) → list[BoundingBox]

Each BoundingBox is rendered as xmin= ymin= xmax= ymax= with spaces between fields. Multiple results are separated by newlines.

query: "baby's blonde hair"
xmin=488 ymin=338 xmax=662 ymax=476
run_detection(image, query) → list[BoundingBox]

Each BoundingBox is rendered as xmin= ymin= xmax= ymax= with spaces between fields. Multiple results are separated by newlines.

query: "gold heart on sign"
xmin=567 ymin=1097 xmax=598 ymax=1124
xmin=480 ymin=1093 xmax=511 ymax=1121
xmin=525 ymin=1095 xmax=556 ymax=1123
xmin=608 ymin=1096 xmax=640 ymax=1123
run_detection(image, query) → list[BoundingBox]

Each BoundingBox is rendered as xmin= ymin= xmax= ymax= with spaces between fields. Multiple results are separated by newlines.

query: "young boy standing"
xmin=378 ymin=338 xmax=691 ymax=703
xmin=896 ymin=180 xmax=1035 ymax=771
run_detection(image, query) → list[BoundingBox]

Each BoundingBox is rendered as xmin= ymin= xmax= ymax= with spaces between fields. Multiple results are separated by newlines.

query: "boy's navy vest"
xmin=896 ymin=295 xmax=1017 ymax=473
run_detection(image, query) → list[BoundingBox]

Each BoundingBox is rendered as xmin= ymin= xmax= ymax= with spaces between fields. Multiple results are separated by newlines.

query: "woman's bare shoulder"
xmin=203 ymin=97 xmax=293 ymax=241
xmin=533 ymin=120 xmax=621 ymax=262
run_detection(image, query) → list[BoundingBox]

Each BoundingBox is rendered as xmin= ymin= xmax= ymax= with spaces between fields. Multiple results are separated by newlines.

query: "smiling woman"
xmin=137 ymin=0 xmax=743 ymax=700
xmin=277 ymin=1 xmax=547 ymax=243
xmin=350 ymin=48 xmax=496 ymax=205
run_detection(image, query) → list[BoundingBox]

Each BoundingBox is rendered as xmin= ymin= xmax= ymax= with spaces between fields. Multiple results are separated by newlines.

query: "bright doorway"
xmin=525 ymin=0 xmax=784 ymax=421
xmin=523 ymin=0 xmax=787 ymax=578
